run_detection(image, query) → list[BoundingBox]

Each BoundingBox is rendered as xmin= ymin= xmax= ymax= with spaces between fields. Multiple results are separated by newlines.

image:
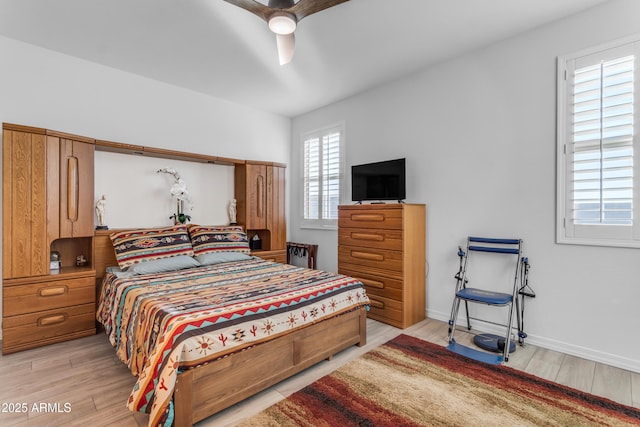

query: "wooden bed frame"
xmin=93 ymin=232 xmax=367 ymax=427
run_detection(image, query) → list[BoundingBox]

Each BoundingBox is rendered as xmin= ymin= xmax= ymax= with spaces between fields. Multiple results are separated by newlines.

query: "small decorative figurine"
xmin=229 ymin=198 xmax=237 ymax=225
xmin=95 ymin=194 xmax=108 ymax=230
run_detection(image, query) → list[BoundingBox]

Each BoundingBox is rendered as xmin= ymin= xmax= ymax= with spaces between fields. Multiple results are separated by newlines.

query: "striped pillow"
xmin=188 ymin=225 xmax=250 ymax=256
xmin=110 ymin=225 xmax=195 ymax=269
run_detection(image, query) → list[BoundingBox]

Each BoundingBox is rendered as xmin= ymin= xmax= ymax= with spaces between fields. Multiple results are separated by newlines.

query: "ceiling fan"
xmin=223 ymin=0 xmax=349 ymax=65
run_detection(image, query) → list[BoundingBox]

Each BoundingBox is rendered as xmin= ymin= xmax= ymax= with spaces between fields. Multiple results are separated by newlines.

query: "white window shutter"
xmin=558 ymin=36 xmax=640 ymax=247
xmin=304 ymin=137 xmax=320 ymax=220
xmin=571 ymin=55 xmax=634 ymax=226
xmin=322 ymin=132 xmax=341 ymax=220
xmin=302 ymin=124 xmax=344 ymax=227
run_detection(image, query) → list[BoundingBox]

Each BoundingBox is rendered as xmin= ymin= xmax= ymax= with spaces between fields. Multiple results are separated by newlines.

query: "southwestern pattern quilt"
xmin=96 ymin=257 xmax=370 ymax=426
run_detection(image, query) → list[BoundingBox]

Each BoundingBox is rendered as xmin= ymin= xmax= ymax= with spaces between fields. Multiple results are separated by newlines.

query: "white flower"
xmin=158 ymin=168 xmax=193 ymax=210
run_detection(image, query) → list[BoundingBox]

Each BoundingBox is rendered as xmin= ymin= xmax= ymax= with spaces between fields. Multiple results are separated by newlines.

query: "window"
xmin=301 ymin=124 xmax=344 ymax=228
xmin=557 ymin=36 xmax=640 ymax=247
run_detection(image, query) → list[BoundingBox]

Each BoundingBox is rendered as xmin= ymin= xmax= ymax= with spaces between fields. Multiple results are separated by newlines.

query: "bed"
xmin=94 ymin=225 xmax=370 ymax=427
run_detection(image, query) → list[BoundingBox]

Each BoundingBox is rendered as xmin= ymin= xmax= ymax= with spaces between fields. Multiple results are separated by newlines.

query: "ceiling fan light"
xmin=268 ymin=12 xmax=297 ymax=35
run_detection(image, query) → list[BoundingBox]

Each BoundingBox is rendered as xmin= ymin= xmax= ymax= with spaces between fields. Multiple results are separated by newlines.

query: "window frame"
xmin=300 ymin=122 xmax=345 ymax=230
xmin=556 ymin=34 xmax=640 ymax=248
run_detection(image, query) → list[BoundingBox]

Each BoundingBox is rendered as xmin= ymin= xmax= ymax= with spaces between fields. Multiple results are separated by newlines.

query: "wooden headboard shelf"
xmin=94 ymin=139 xmax=246 ymax=166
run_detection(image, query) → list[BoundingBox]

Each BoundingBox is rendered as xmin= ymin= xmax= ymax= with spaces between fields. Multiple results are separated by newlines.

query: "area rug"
xmin=239 ymin=334 xmax=640 ymax=426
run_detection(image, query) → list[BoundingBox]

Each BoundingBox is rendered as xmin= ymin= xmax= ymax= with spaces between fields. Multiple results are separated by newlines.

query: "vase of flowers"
xmin=158 ymin=167 xmax=193 ymax=224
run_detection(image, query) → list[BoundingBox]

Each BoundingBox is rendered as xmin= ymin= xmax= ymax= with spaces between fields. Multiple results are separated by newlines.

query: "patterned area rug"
xmin=239 ymin=334 xmax=640 ymax=426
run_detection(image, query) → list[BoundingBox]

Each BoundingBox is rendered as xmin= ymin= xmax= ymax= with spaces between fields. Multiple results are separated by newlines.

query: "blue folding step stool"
xmin=446 ymin=237 xmax=529 ymax=364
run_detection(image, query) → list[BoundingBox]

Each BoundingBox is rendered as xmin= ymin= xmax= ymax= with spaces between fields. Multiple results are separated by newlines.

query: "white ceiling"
xmin=0 ymin=0 xmax=609 ymax=117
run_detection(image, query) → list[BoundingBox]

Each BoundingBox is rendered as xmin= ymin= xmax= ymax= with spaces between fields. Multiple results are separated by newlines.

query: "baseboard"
xmin=427 ymin=309 xmax=640 ymax=374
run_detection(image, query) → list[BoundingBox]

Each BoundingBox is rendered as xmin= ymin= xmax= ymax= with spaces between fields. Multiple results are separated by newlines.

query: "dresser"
xmin=338 ymin=203 xmax=426 ymax=328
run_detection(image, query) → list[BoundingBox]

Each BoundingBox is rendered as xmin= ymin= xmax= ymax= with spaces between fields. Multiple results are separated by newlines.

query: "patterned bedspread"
xmin=96 ymin=257 xmax=369 ymax=426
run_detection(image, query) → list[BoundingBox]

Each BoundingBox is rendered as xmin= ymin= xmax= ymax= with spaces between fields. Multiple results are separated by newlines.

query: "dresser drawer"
xmin=338 ymin=228 xmax=403 ymax=251
xmin=338 ymin=207 xmax=403 ymax=230
xmin=366 ymin=294 xmax=404 ymax=328
xmin=338 ymin=246 xmax=403 ymax=273
xmin=2 ymin=303 xmax=96 ymax=350
xmin=339 ymin=267 xmax=403 ymax=301
xmin=3 ymin=276 xmax=95 ymax=316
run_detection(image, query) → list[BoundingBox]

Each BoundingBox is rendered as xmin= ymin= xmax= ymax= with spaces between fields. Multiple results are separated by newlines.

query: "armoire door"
xmin=245 ymin=163 xmax=267 ymax=230
xmin=2 ymin=127 xmax=54 ymax=279
xmin=59 ymin=138 xmax=95 ymax=238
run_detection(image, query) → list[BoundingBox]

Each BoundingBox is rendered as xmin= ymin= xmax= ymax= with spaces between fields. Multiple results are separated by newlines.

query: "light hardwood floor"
xmin=1 ymin=318 xmax=638 ymax=426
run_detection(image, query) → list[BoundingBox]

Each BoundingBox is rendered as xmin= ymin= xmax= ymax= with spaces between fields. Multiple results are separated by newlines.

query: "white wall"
xmin=0 ymin=35 xmax=290 ymax=334
xmin=290 ymin=0 xmax=640 ymax=372
xmin=94 ymin=152 xmax=235 ymax=228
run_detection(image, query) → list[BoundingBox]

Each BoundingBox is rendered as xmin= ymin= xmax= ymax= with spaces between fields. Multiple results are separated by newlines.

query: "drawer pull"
xmin=350 ymin=214 xmax=385 ymax=222
xmin=361 ymin=278 xmax=385 ymax=289
xmin=38 ymin=314 xmax=67 ymax=326
xmin=351 ymin=251 xmax=384 ymax=261
xmin=39 ymin=286 xmax=68 ymax=297
xmin=351 ymin=232 xmax=384 ymax=242
xmin=369 ymin=299 xmax=385 ymax=309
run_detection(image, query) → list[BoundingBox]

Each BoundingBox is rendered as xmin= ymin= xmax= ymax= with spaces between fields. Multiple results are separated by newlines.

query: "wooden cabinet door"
xmin=267 ymin=165 xmax=286 ymax=250
xmin=59 ymin=139 xmax=94 ymax=238
xmin=2 ymin=129 xmax=52 ymax=279
xmin=245 ymin=163 xmax=267 ymax=230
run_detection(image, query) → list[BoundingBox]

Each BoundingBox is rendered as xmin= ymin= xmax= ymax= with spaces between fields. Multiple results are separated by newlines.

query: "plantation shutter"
xmin=322 ymin=132 xmax=341 ymax=220
xmin=304 ymin=136 xmax=320 ymax=219
xmin=558 ymin=38 xmax=640 ymax=247
xmin=303 ymin=126 xmax=343 ymax=223
xmin=571 ymin=54 xmax=634 ymax=225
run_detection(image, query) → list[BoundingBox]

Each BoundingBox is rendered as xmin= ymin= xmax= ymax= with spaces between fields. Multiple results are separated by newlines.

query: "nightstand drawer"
xmin=338 ymin=246 xmax=403 ymax=273
xmin=339 ymin=267 xmax=403 ymax=301
xmin=338 ymin=207 xmax=403 ymax=230
xmin=2 ymin=303 xmax=96 ymax=350
xmin=338 ymin=228 xmax=403 ymax=251
xmin=3 ymin=276 xmax=95 ymax=316
xmin=251 ymin=249 xmax=287 ymax=264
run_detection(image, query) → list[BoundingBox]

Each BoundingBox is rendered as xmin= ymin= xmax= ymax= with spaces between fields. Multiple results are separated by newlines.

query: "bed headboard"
xmin=94 ymin=229 xmax=121 ymax=279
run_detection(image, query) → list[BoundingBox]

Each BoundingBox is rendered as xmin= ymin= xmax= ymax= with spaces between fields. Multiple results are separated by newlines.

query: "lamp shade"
xmin=268 ymin=12 xmax=297 ymax=35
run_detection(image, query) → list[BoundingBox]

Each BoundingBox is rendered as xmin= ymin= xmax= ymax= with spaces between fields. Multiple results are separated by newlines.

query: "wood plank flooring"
xmin=0 ymin=317 xmax=638 ymax=426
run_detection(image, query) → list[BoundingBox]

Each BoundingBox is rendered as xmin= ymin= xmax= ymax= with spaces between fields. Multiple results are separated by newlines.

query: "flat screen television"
xmin=351 ymin=158 xmax=406 ymax=202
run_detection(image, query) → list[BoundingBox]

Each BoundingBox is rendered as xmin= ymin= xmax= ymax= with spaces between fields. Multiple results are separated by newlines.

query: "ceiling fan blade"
xmin=268 ymin=0 xmax=295 ymax=8
xmin=276 ymin=33 xmax=295 ymax=65
xmin=290 ymin=0 xmax=350 ymax=21
xmin=222 ymin=0 xmax=271 ymax=21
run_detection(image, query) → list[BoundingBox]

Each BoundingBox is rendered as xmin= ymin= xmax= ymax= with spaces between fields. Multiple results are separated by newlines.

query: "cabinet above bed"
xmin=234 ymin=161 xmax=286 ymax=257
xmin=2 ymin=123 xmax=95 ymax=281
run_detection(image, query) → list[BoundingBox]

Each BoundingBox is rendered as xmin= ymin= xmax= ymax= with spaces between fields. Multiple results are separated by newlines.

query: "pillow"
xmin=195 ymin=251 xmax=252 ymax=266
xmin=110 ymin=225 xmax=195 ymax=269
xmin=188 ymin=225 xmax=250 ymax=256
xmin=105 ymin=265 xmax=137 ymax=279
xmin=128 ymin=255 xmax=200 ymax=275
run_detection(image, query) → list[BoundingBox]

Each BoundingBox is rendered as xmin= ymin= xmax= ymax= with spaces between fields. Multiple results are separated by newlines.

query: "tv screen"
xmin=351 ymin=158 xmax=406 ymax=202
